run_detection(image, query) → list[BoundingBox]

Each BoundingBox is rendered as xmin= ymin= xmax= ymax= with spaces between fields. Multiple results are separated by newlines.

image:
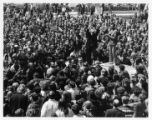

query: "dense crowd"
xmin=3 ymin=3 xmax=148 ymax=117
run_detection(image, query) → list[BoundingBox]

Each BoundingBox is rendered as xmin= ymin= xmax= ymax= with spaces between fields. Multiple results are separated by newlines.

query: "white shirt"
xmin=56 ymin=108 xmax=74 ymax=117
xmin=41 ymin=99 xmax=58 ymax=117
xmin=67 ymin=88 xmax=75 ymax=100
xmin=67 ymin=88 xmax=80 ymax=100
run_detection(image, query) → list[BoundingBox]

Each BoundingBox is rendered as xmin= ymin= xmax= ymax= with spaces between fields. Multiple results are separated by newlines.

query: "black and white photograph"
xmin=3 ymin=2 xmax=148 ymax=117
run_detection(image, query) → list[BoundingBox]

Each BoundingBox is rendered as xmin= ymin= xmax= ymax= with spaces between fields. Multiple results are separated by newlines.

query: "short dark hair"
xmin=119 ymin=64 xmax=125 ymax=71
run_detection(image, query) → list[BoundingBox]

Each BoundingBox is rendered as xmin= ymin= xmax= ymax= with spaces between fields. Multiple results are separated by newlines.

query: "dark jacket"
xmin=9 ymin=93 xmax=28 ymax=116
xmin=86 ymin=29 xmax=99 ymax=50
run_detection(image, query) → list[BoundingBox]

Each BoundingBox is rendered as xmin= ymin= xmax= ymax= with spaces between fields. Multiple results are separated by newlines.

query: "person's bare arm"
xmin=105 ymin=34 xmax=115 ymax=40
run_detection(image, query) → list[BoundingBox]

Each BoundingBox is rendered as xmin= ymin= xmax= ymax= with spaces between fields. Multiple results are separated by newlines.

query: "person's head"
xmin=49 ymin=81 xmax=57 ymax=91
xmin=14 ymin=108 xmax=24 ymax=117
xmin=28 ymin=62 xmax=33 ymax=68
xmin=26 ymin=108 xmax=39 ymax=117
xmin=94 ymin=86 xmax=105 ymax=98
xmin=17 ymin=84 xmax=26 ymax=94
xmin=137 ymin=74 xmax=145 ymax=82
xmin=30 ymin=92 xmax=39 ymax=102
xmin=113 ymin=74 xmax=120 ymax=82
xmin=26 ymin=82 xmax=34 ymax=91
xmin=108 ymin=65 xmax=115 ymax=75
xmin=100 ymin=77 xmax=108 ymax=87
xmin=72 ymin=104 xmax=80 ymax=115
xmin=139 ymin=93 xmax=147 ymax=102
xmin=101 ymin=68 xmax=108 ymax=77
xmin=12 ymin=82 xmax=19 ymax=91
xmin=122 ymin=77 xmax=130 ymax=88
xmin=117 ymin=86 xmax=125 ymax=96
xmin=133 ymin=86 xmax=141 ymax=96
xmin=111 ymin=23 xmax=115 ymax=30
xmin=34 ymin=85 xmax=41 ymax=94
xmin=33 ymin=72 xmax=39 ymax=79
xmin=46 ymin=67 xmax=54 ymax=78
xmin=69 ymin=80 xmax=75 ymax=89
xmin=82 ymin=100 xmax=93 ymax=111
xmin=61 ymin=91 xmax=72 ymax=103
xmin=113 ymin=99 xmax=120 ymax=108
xmin=49 ymin=91 xmax=56 ymax=100
xmin=136 ymin=65 xmax=144 ymax=74
xmin=121 ymin=95 xmax=129 ymax=105
xmin=87 ymin=75 xmax=95 ymax=86
xmin=119 ymin=64 xmax=125 ymax=71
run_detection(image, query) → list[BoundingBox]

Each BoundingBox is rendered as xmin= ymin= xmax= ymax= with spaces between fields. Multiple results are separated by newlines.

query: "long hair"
xmin=58 ymin=91 xmax=72 ymax=116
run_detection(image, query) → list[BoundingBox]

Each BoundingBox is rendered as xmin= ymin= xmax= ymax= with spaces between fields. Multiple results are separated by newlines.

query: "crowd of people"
xmin=3 ymin=3 xmax=148 ymax=117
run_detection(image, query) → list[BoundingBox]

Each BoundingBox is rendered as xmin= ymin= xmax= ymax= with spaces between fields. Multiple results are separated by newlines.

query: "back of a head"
xmin=34 ymin=86 xmax=41 ymax=94
xmin=49 ymin=91 xmax=56 ymax=99
xmin=119 ymin=64 xmax=125 ymax=71
xmin=62 ymin=91 xmax=72 ymax=103
xmin=50 ymin=81 xmax=57 ymax=91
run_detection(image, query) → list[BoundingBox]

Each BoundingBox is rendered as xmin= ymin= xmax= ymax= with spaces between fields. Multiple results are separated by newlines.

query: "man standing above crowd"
xmin=86 ymin=24 xmax=100 ymax=65
xmin=105 ymin=23 xmax=121 ymax=63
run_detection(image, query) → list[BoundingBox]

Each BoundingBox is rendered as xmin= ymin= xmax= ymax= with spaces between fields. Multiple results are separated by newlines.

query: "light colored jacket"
xmin=41 ymin=99 xmax=58 ymax=117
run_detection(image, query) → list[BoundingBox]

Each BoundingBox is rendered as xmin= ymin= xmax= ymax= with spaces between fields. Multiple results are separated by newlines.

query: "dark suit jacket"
xmin=86 ymin=29 xmax=99 ymax=50
xmin=9 ymin=93 xmax=28 ymax=115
